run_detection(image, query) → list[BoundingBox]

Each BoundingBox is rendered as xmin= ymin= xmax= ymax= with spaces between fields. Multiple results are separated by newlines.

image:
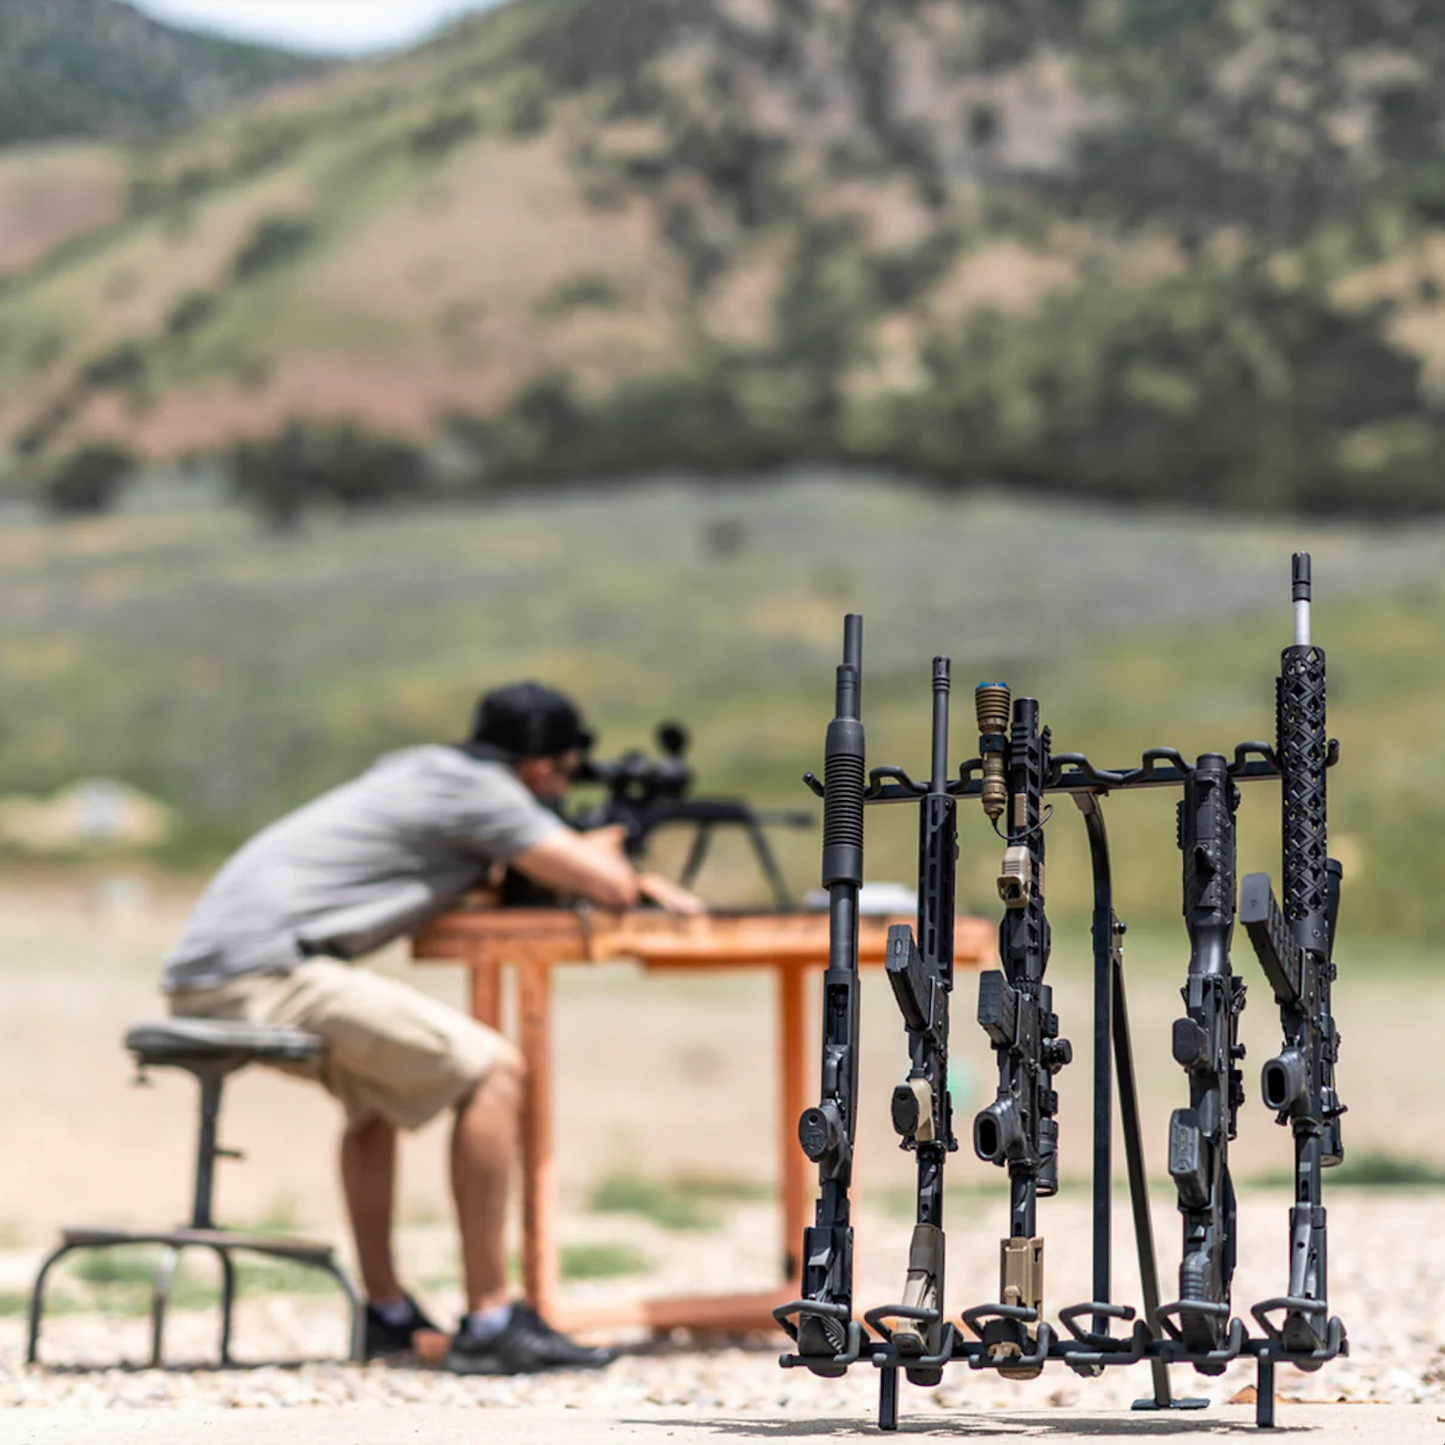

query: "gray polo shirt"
xmin=164 ymin=745 xmax=564 ymax=991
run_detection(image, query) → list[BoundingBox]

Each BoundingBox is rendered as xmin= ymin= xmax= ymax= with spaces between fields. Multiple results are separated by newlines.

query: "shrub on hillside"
xmin=81 ymin=339 xmax=147 ymax=390
xmin=164 ymin=291 xmax=218 ymax=339
xmin=228 ymin=421 xmax=428 ymax=532
xmin=409 ymin=107 xmax=480 ymax=159
xmin=42 ymin=444 xmax=136 ymax=516
xmin=477 ymin=371 xmax=797 ymax=488
xmin=128 ymin=165 xmax=217 ymax=216
xmin=506 ymin=82 xmax=548 ymax=138
xmin=536 ymin=273 xmax=624 ymax=316
xmin=230 ymin=215 xmax=314 ymax=284
xmin=26 ymin=332 xmax=66 ymax=373
xmin=889 ymin=266 xmax=1445 ymax=514
xmin=233 ymin=121 xmax=308 ymax=179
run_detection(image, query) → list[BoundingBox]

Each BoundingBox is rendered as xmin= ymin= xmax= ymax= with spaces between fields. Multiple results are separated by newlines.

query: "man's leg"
xmin=340 ymin=1113 xmax=404 ymax=1305
xmin=451 ymin=1047 xmax=525 ymax=1313
xmin=222 ymin=960 xmax=608 ymax=1369
xmin=444 ymin=1044 xmax=613 ymax=1373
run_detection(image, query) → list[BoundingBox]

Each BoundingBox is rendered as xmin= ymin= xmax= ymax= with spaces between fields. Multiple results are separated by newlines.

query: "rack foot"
xmin=878 ymin=1366 xmax=899 ymax=1432
xmin=1257 ymin=1353 xmax=1276 ymax=1428
xmin=1132 ymin=1396 xmax=1209 ymax=1411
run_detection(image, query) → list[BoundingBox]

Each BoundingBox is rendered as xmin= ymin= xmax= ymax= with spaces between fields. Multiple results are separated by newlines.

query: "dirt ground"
xmin=1 ymin=872 xmax=1442 ymax=1429
xmin=2 ymin=871 xmax=1440 ymax=1240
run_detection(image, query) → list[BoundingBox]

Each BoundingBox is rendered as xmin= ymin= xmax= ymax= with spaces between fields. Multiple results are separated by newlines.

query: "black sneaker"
xmin=444 ymin=1304 xmax=617 ymax=1375
xmin=364 ymin=1294 xmax=440 ymax=1360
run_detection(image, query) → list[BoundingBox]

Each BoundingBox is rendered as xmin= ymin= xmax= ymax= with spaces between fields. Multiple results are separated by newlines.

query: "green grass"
xmin=1247 ymin=1151 xmax=1445 ymax=1190
xmin=559 ymin=1240 xmax=652 ymax=1280
xmin=72 ymin=1248 xmax=157 ymax=1285
xmin=0 ymin=1288 xmax=95 ymax=1318
xmin=1 ymin=480 xmax=1443 ymax=942
xmin=234 ymin=1258 xmax=345 ymax=1295
xmin=241 ymin=1191 xmax=308 ymax=1238
xmin=666 ymin=1170 xmax=774 ymax=1204
xmin=588 ymin=1173 xmax=712 ymax=1231
xmin=588 ymin=1168 xmax=772 ymax=1232
xmin=58 ymin=1245 xmax=345 ymax=1317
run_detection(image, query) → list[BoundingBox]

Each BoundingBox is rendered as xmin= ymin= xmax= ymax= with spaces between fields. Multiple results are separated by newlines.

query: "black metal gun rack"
xmin=775 ymin=556 xmax=1346 ymax=1431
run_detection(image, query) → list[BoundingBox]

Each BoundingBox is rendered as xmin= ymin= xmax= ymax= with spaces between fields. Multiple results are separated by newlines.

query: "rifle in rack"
xmin=1159 ymin=752 xmax=1246 ymax=1364
xmin=863 ymin=658 xmax=959 ymax=1395
xmin=967 ymin=686 xmax=1071 ymax=1377
xmin=777 ymin=615 xmax=868 ymax=1372
xmin=1240 ymin=553 xmax=1347 ymax=1362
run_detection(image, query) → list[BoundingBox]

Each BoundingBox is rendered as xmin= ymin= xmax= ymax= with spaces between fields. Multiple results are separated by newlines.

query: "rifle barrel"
xmin=1293 ymin=551 xmax=1311 ymax=647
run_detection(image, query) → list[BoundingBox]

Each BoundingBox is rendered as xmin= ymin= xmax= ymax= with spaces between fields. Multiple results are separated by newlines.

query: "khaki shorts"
xmin=169 ymin=960 xmax=509 ymax=1131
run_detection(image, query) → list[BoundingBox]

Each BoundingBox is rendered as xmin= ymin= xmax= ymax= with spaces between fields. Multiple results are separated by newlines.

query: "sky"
xmin=131 ymin=0 xmax=501 ymax=55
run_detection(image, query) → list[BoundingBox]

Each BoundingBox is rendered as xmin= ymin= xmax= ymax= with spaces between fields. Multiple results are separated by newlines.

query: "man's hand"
xmin=637 ymin=872 xmax=706 ymax=916
xmin=510 ymin=828 xmax=708 ymax=914
xmin=577 ymin=826 xmax=705 ymax=911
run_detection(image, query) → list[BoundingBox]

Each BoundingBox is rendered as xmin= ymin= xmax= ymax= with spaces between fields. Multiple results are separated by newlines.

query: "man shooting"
xmin=161 ymin=682 xmax=703 ymax=1374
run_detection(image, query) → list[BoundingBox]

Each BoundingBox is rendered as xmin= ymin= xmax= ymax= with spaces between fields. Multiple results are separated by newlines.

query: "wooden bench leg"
xmin=517 ymin=962 xmax=556 ymax=1322
xmin=778 ymin=964 xmax=809 ymax=1287
xmin=470 ymin=957 xmax=503 ymax=1031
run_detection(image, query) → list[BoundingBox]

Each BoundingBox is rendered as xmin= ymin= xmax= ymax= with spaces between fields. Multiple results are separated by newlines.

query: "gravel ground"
xmin=6 ymin=1191 xmax=1443 ymax=1419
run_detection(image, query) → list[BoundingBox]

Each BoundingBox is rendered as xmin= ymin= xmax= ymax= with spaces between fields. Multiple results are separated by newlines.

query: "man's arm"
xmin=510 ymin=827 xmax=703 ymax=913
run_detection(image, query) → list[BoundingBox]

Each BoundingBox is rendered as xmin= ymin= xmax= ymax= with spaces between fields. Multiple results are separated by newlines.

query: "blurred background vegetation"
xmin=0 ymin=0 xmax=1443 ymax=947
xmin=1 ymin=477 xmax=1439 ymax=949
xmin=7 ymin=0 xmax=1445 ymax=521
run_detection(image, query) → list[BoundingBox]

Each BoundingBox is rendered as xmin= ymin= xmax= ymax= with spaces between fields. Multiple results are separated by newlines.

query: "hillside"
xmin=3 ymin=0 xmax=1445 ymax=514
xmin=0 ymin=0 xmax=322 ymax=147
xmin=0 ymin=144 xmax=129 ymax=279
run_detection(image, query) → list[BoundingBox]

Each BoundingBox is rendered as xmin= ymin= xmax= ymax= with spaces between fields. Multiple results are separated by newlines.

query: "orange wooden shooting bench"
xmin=411 ymin=907 xmax=994 ymax=1336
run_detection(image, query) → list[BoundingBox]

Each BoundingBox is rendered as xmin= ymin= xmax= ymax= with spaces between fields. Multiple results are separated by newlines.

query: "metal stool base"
xmin=27 ymin=1226 xmax=363 ymax=1369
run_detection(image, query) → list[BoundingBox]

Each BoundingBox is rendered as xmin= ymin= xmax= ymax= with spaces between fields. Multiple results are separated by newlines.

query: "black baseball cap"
xmin=467 ymin=682 xmax=593 ymax=761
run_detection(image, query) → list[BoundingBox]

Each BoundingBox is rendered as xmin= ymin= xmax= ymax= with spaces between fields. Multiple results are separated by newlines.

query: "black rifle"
xmin=501 ymin=721 xmax=813 ymax=909
xmin=970 ymin=688 xmax=1071 ymax=1376
xmin=1162 ymin=752 xmax=1246 ymax=1363
xmin=867 ymin=657 xmax=959 ymax=1388
xmin=780 ymin=615 xmax=867 ymax=1372
xmin=1240 ymin=553 xmax=1346 ymax=1360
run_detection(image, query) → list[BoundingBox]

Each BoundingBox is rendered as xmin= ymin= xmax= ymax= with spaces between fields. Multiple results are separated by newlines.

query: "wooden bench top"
xmin=413 ymin=905 xmax=996 ymax=971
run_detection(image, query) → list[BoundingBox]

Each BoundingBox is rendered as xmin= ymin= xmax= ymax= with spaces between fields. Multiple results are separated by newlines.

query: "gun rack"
xmin=779 ymin=556 xmax=1347 ymax=1431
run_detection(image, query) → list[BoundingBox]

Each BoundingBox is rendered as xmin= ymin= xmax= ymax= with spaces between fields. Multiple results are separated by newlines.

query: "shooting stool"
xmin=27 ymin=1019 xmax=364 ymax=1369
